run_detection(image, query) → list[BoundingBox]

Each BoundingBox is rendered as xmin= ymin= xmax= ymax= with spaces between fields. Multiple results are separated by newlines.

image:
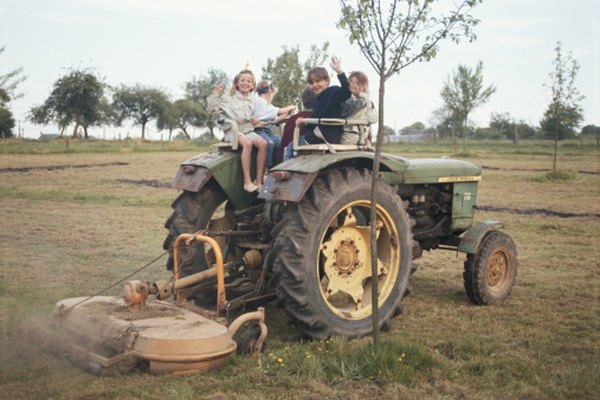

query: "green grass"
xmin=0 ymin=142 xmax=598 ymax=399
xmin=531 ymin=169 xmax=578 ymax=182
xmin=259 ymin=337 xmax=442 ymax=386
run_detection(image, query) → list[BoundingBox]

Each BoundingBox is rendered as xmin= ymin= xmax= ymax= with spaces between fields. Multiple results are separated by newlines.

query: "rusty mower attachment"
xmin=49 ymin=233 xmax=267 ymax=375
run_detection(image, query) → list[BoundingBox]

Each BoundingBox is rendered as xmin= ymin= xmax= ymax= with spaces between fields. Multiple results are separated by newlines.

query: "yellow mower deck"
xmin=53 ymin=296 xmax=238 ymax=374
xmin=48 ymin=233 xmax=267 ymax=375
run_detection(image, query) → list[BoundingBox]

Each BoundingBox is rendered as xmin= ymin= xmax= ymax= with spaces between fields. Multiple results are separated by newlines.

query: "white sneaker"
xmin=243 ymin=182 xmax=258 ymax=192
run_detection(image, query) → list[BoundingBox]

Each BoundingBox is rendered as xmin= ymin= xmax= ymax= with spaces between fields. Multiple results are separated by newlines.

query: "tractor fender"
xmin=171 ymin=150 xmax=255 ymax=209
xmin=458 ymin=221 xmax=505 ymax=254
xmin=259 ymin=151 xmax=408 ymax=203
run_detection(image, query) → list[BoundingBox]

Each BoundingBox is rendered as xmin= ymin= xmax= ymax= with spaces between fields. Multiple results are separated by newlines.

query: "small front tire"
xmin=463 ymin=231 xmax=518 ymax=305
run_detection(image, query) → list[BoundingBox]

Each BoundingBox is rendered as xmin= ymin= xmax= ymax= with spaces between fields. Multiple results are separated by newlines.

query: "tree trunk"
xmin=72 ymin=113 xmax=81 ymax=138
xmin=462 ymin=117 xmax=467 ymax=151
xmin=369 ymin=71 xmax=386 ymax=346
xmin=83 ymin=125 xmax=89 ymax=139
xmin=553 ymin=118 xmax=558 ymax=172
xmin=141 ymin=122 xmax=146 ymax=141
xmin=452 ymin=126 xmax=456 ymax=145
xmin=168 ymin=128 xmax=173 ymax=141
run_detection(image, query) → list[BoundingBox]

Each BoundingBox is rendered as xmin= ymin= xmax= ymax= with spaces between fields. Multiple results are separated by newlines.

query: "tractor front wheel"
xmin=463 ymin=231 xmax=518 ymax=305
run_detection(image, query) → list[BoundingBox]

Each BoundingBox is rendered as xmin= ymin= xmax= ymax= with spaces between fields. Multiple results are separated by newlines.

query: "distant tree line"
xmin=0 ymin=42 xmax=595 ymax=144
xmin=22 ymin=43 xmax=329 ymax=141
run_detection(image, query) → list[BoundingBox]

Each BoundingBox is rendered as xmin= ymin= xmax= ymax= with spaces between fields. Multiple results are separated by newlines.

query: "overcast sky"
xmin=1 ymin=0 xmax=598 ymax=139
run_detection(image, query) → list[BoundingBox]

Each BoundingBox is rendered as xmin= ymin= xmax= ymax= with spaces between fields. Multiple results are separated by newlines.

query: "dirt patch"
xmin=0 ymin=162 xmax=129 ymax=173
xmin=116 ymin=179 xmax=171 ymax=188
xmin=478 ymin=205 xmax=600 ymax=219
xmin=482 ymin=165 xmax=600 ymax=175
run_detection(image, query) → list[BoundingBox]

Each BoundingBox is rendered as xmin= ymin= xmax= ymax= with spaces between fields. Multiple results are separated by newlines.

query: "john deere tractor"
xmin=163 ymin=118 xmax=518 ymax=340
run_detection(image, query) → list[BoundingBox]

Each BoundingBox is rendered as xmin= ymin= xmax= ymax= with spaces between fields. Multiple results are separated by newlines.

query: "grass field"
xmin=0 ymin=139 xmax=598 ymax=399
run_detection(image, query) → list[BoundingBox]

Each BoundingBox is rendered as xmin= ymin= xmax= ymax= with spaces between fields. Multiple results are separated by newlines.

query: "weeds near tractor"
xmin=260 ymin=338 xmax=441 ymax=386
xmin=531 ymin=169 xmax=577 ymax=182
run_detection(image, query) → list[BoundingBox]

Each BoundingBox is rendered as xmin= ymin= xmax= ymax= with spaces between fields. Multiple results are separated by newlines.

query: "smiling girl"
xmin=208 ymin=69 xmax=267 ymax=192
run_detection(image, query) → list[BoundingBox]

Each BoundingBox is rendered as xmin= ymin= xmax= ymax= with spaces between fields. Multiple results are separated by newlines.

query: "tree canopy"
xmin=440 ymin=61 xmax=496 ymax=148
xmin=0 ymin=46 xmax=26 ymax=103
xmin=261 ymin=43 xmax=329 ymax=108
xmin=0 ymin=46 xmax=26 ymax=138
xmin=29 ymin=69 xmax=107 ymax=138
xmin=184 ymin=68 xmax=228 ymax=138
xmin=112 ymin=84 xmax=168 ymax=140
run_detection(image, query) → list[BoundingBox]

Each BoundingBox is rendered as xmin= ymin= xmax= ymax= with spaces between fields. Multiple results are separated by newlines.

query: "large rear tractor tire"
xmin=463 ymin=231 xmax=518 ymax=305
xmin=163 ymin=180 xmax=233 ymax=278
xmin=272 ymin=168 xmax=413 ymax=339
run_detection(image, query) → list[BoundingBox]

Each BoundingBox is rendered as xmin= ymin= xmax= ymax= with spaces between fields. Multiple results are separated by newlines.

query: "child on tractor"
xmin=208 ymin=69 xmax=267 ymax=193
xmin=341 ymin=71 xmax=377 ymax=145
xmin=297 ymin=56 xmax=352 ymax=145
xmin=252 ymin=81 xmax=296 ymax=168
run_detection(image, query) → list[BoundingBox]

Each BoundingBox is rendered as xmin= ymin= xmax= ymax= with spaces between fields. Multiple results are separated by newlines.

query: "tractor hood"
xmin=260 ymin=153 xmax=481 ymax=202
xmin=402 ymin=158 xmax=482 ymax=184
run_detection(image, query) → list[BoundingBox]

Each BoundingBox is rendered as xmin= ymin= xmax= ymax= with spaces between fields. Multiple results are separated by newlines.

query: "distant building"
xmin=38 ymin=133 xmax=60 ymax=140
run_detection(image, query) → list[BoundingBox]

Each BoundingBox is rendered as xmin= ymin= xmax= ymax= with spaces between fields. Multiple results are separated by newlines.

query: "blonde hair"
xmin=230 ymin=69 xmax=256 ymax=96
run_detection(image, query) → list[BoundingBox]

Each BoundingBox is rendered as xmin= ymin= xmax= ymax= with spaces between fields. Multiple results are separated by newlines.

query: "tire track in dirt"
xmin=116 ymin=179 xmax=171 ymax=188
xmin=0 ymin=162 xmax=129 ymax=173
xmin=478 ymin=205 xmax=600 ymax=219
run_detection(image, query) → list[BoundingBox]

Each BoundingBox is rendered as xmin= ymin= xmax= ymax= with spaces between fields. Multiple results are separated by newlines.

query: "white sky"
xmin=0 ymin=0 xmax=598 ymax=140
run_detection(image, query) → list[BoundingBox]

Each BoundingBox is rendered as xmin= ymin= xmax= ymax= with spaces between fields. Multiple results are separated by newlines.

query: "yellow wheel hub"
xmin=319 ymin=204 xmax=399 ymax=319
xmin=487 ymin=248 xmax=509 ymax=292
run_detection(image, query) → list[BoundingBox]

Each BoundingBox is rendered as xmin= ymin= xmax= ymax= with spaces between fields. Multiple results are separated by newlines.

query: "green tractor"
xmin=163 ymin=119 xmax=518 ymax=340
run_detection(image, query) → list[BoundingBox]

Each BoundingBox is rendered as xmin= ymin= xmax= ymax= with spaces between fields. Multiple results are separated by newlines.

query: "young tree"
xmin=338 ymin=0 xmax=484 ymax=343
xmin=112 ymin=84 xmax=168 ymax=140
xmin=261 ymin=42 xmax=329 ymax=107
xmin=540 ymin=42 xmax=584 ymax=171
xmin=441 ymin=61 xmax=496 ymax=150
xmin=28 ymin=69 xmax=106 ymax=138
xmin=184 ymin=68 xmax=228 ymax=138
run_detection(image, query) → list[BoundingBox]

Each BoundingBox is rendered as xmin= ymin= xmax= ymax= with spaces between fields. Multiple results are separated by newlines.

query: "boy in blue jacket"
xmin=299 ymin=56 xmax=352 ymax=145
